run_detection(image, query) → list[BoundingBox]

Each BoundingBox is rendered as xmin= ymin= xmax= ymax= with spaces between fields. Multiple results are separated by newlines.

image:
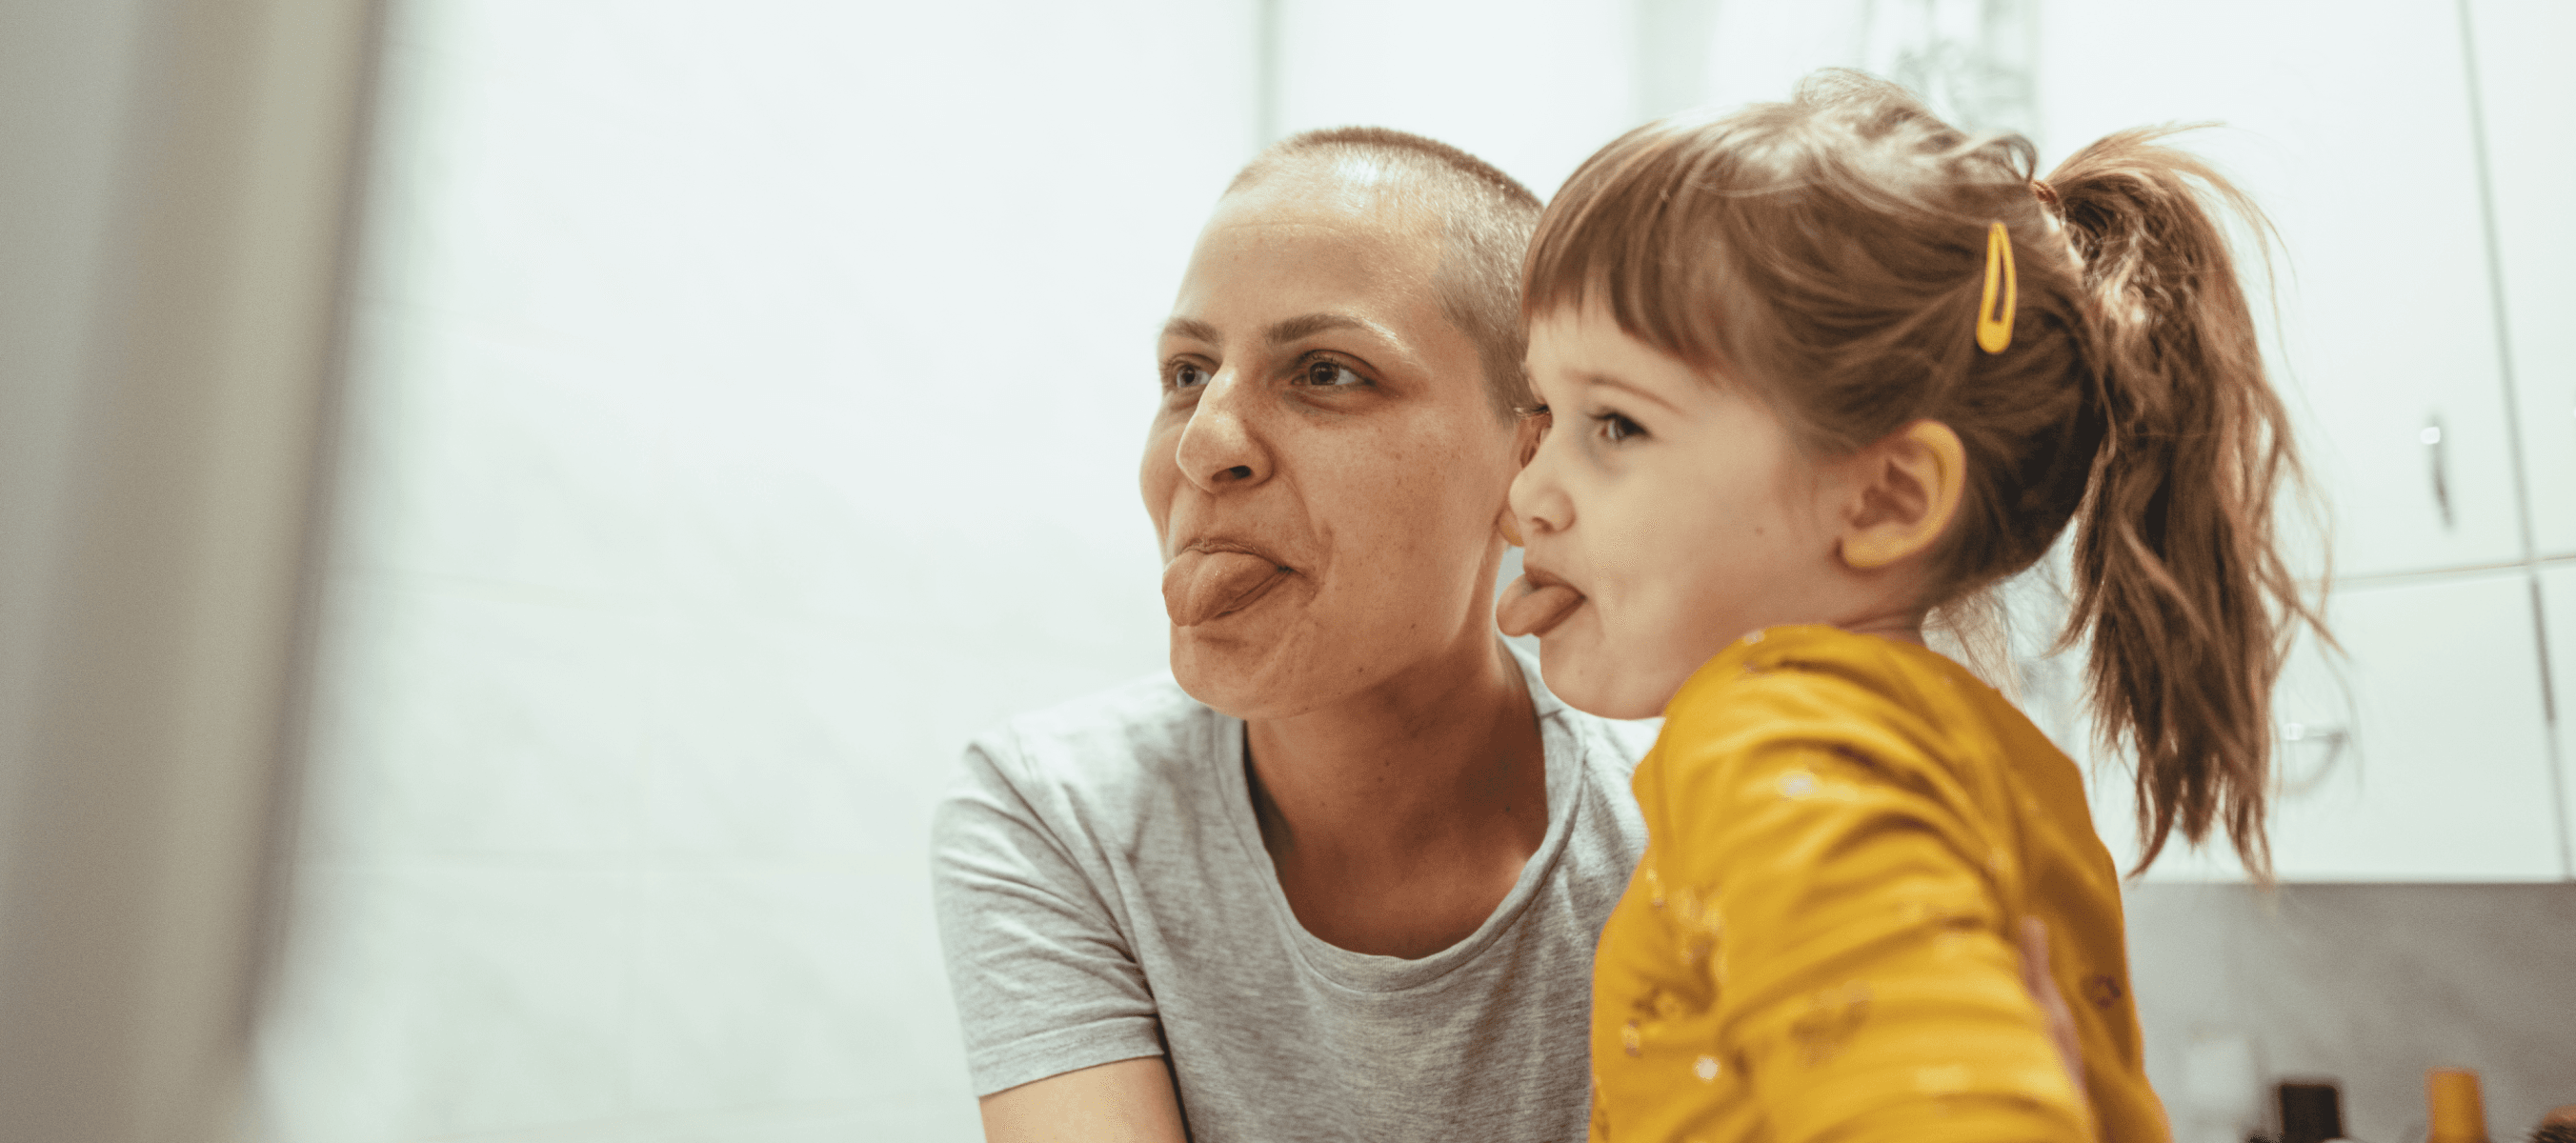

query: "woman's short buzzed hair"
xmin=1229 ymin=127 xmax=1543 ymax=421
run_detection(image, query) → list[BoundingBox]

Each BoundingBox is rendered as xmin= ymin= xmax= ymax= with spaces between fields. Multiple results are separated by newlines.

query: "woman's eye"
xmin=1299 ymin=359 xmax=1367 ymax=388
xmin=1592 ymin=411 xmax=1645 ymax=444
xmin=1167 ymin=361 xmax=1212 ymax=389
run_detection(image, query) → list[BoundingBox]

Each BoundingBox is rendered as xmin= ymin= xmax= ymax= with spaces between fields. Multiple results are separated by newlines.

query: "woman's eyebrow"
xmin=1263 ymin=312 xmax=1370 ymax=346
xmin=1160 ymin=316 xmax=1221 ymax=345
xmin=1162 ymin=312 xmax=1384 ymax=351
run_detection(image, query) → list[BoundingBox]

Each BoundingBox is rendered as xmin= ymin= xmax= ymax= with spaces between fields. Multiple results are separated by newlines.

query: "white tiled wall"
xmin=1273 ymin=0 xmax=1642 ymax=200
xmin=254 ymin=3 xmax=1258 ymax=1139
xmin=2124 ymin=882 xmax=2576 ymax=1143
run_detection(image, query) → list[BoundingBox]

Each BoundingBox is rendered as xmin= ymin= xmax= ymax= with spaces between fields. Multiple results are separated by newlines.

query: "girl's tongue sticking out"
xmin=1497 ymin=572 xmax=1583 ymax=638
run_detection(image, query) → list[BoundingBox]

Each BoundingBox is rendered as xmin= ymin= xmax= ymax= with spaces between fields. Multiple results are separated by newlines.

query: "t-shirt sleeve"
xmin=1658 ymin=724 xmax=2091 ymax=1142
xmin=930 ymin=734 xmax=1167 ymax=1096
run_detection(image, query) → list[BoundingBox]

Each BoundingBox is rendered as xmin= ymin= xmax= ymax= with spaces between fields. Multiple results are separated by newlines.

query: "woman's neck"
xmin=1239 ymin=633 xmax=1551 ymax=957
xmin=1244 ymin=635 xmax=1539 ymax=832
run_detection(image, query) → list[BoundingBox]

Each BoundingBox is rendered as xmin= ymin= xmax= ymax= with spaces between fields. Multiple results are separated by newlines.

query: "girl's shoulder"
xmin=1640 ymin=626 xmax=2081 ymax=898
xmin=1667 ymin=623 xmax=1985 ymax=721
xmin=1653 ymin=624 xmax=2012 ymax=792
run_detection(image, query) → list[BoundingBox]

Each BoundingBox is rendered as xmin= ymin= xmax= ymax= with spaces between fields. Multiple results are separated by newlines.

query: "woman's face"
xmin=1141 ymin=168 xmax=1531 ymax=720
xmin=1503 ymin=301 xmax=1848 ymax=719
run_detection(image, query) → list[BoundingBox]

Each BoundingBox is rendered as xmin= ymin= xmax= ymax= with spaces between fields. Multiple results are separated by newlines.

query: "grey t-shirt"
xmin=930 ymin=643 xmax=1653 ymax=1143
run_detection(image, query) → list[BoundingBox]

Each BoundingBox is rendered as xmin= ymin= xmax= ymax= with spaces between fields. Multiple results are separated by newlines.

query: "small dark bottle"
xmin=2277 ymin=1080 xmax=2345 ymax=1143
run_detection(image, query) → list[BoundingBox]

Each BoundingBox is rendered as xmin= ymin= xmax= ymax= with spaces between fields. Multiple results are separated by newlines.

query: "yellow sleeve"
xmin=1655 ymin=730 xmax=2092 ymax=1143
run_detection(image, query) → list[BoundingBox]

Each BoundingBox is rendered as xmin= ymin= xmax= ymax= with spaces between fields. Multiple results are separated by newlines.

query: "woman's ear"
xmin=1837 ymin=420 xmax=1967 ymax=570
xmin=1497 ymin=408 xmax=1549 ymax=547
xmin=1513 ymin=406 xmax=1549 ymax=469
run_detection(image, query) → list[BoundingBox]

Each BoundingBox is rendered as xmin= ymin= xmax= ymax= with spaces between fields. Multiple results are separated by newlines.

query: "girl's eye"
xmin=1166 ymin=361 xmax=1212 ymax=389
xmin=1299 ymin=358 xmax=1367 ymax=388
xmin=1593 ymin=410 xmax=1646 ymax=444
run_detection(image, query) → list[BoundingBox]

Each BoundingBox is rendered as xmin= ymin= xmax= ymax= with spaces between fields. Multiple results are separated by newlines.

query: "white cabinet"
xmin=2466 ymin=0 xmax=2576 ymax=558
xmin=1689 ymin=1 xmax=2575 ymax=881
xmin=2033 ymin=0 xmax=2571 ymax=883
xmin=2540 ymin=564 xmax=2576 ymax=871
xmin=2095 ymin=572 xmax=2565 ymax=882
xmin=2037 ymin=1 xmax=2525 ymax=580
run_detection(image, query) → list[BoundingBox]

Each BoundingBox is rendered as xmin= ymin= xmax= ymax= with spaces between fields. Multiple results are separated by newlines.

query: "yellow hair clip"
xmin=1977 ymin=221 xmax=2016 ymax=353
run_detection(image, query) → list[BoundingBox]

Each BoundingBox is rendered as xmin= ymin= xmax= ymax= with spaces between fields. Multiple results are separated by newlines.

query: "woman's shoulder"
xmin=951 ymin=672 xmax=1232 ymax=824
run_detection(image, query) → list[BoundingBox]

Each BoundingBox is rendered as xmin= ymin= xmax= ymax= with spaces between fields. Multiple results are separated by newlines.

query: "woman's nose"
xmin=1171 ymin=370 xmax=1267 ymax=492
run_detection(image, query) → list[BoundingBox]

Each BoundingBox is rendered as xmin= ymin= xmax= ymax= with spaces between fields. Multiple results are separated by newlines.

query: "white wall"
xmin=253 ymin=4 xmax=1254 ymax=1140
xmin=1274 ymin=0 xmax=1642 ymax=198
xmin=255 ymin=4 xmax=1682 ymax=1137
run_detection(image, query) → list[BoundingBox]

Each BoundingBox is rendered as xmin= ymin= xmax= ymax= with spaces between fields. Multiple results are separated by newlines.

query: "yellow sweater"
xmin=1589 ymin=626 xmax=2166 ymax=1143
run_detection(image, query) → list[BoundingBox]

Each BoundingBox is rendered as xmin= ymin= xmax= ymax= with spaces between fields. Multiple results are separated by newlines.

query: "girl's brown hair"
xmin=1525 ymin=69 xmax=2325 ymax=877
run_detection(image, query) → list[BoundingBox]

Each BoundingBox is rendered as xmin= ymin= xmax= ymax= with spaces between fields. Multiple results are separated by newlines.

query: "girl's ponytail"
xmin=2046 ymin=129 xmax=2326 ymax=879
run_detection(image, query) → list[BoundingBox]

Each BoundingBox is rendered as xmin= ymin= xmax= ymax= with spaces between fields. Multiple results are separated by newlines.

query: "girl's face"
xmin=1503 ymin=302 xmax=1854 ymax=719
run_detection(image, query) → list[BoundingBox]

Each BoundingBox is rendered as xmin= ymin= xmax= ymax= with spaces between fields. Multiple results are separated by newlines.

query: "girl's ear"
xmin=1836 ymin=420 xmax=1967 ymax=570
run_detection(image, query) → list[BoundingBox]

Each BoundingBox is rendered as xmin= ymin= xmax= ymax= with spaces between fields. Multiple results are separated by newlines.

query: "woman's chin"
xmin=1170 ymin=632 xmax=1320 ymax=721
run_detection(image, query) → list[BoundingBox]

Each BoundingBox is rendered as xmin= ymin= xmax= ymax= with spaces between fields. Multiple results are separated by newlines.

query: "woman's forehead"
xmin=1175 ymin=189 xmax=1443 ymax=331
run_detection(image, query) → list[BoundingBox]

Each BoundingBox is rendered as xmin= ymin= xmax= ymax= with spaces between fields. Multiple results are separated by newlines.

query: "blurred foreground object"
xmin=0 ymin=1 xmax=379 ymax=1140
xmin=2531 ymin=1103 xmax=2576 ymax=1143
xmin=2430 ymin=1067 xmax=2490 ymax=1143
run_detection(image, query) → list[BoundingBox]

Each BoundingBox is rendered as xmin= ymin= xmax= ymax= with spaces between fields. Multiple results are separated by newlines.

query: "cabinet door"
xmin=2467 ymin=0 xmax=2576 ymax=558
xmin=2540 ymin=563 xmax=2576 ymax=875
xmin=2037 ymin=1 xmax=2524 ymax=580
xmin=2095 ymin=572 xmax=2563 ymax=881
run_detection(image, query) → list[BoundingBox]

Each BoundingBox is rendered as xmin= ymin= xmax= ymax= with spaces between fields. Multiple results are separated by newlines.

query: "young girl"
xmin=1496 ymin=70 xmax=2322 ymax=1142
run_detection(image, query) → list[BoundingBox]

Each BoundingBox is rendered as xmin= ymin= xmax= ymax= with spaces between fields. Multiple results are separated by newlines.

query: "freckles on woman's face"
xmin=1506 ymin=304 xmax=1840 ymax=719
xmin=1137 ymin=175 xmax=1521 ymax=719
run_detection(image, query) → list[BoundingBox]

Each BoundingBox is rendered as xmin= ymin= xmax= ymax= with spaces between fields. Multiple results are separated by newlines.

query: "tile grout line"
xmin=2312 ymin=551 xmax=2576 ymax=592
xmin=2455 ymin=0 xmax=2571 ymax=879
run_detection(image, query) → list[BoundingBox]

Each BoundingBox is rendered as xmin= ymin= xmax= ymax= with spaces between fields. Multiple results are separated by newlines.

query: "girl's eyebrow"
xmin=1580 ymin=371 xmax=1682 ymax=416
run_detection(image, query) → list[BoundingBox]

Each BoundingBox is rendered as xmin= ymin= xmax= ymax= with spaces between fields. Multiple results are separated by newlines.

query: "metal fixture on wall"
xmin=1860 ymin=0 xmax=2039 ymax=135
